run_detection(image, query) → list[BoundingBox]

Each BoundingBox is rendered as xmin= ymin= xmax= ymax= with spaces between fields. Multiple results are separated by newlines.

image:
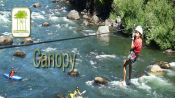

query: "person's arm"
xmin=131 ymin=39 xmax=135 ymax=49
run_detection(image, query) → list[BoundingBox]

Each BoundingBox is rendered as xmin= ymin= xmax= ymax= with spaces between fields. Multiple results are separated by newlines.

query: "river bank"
xmin=65 ymin=0 xmax=175 ymax=50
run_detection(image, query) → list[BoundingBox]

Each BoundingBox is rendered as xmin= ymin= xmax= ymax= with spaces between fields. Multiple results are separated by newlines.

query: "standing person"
xmin=121 ymin=26 xmax=143 ymax=86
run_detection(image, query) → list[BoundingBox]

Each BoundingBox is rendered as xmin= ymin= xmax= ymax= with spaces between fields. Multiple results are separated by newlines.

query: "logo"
xmin=12 ymin=7 xmax=30 ymax=37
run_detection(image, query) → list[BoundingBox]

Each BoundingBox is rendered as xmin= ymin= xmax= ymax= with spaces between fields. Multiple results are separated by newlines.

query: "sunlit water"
xmin=0 ymin=0 xmax=175 ymax=98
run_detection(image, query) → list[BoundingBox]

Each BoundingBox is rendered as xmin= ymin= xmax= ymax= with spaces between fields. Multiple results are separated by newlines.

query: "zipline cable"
xmin=0 ymin=31 xmax=124 ymax=49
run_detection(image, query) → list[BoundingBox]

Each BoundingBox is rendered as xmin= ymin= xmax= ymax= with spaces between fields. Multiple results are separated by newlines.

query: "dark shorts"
xmin=127 ymin=51 xmax=138 ymax=65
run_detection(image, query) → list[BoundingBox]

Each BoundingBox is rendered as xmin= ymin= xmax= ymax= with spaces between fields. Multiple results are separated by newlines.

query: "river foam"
xmin=0 ymin=11 xmax=10 ymax=23
xmin=0 ymin=96 xmax=4 ymax=98
xmin=96 ymin=55 xmax=116 ymax=59
xmin=86 ymin=75 xmax=174 ymax=93
xmin=31 ymin=12 xmax=45 ymax=19
xmin=42 ymin=47 xmax=57 ymax=52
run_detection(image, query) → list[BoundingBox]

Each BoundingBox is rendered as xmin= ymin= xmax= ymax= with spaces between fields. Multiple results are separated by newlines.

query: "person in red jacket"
xmin=9 ymin=67 xmax=16 ymax=77
xmin=121 ymin=26 xmax=143 ymax=86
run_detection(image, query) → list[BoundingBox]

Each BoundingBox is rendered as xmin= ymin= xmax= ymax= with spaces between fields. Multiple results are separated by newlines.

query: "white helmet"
xmin=135 ymin=26 xmax=143 ymax=35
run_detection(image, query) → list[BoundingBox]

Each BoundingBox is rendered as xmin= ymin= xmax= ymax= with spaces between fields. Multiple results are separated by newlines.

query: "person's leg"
xmin=123 ymin=60 xmax=129 ymax=81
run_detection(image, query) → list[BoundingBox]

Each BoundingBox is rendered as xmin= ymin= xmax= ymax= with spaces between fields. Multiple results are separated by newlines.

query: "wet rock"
xmin=114 ymin=16 xmax=122 ymax=29
xmin=42 ymin=22 xmax=50 ymax=27
xmin=67 ymin=10 xmax=80 ymax=20
xmin=163 ymin=49 xmax=175 ymax=55
xmin=104 ymin=19 xmax=118 ymax=27
xmin=56 ymin=94 xmax=65 ymax=98
xmin=81 ymin=11 xmax=86 ymax=15
xmin=105 ymin=19 xmax=113 ymax=27
xmin=83 ymin=20 xmax=89 ymax=26
xmin=147 ymin=64 xmax=163 ymax=73
xmin=156 ymin=61 xmax=171 ymax=69
xmin=68 ymin=69 xmax=79 ymax=77
xmin=13 ymin=50 xmax=26 ymax=58
xmin=146 ymin=64 xmax=166 ymax=76
xmin=0 ymin=36 xmax=13 ymax=45
xmin=33 ymin=2 xmax=41 ymax=8
xmin=21 ymin=37 xmax=33 ymax=44
xmin=82 ymin=14 xmax=89 ymax=19
xmin=94 ymin=77 xmax=108 ymax=85
xmin=96 ymin=26 xmax=110 ymax=36
xmin=80 ymin=9 xmax=87 ymax=15
xmin=91 ymin=15 xmax=99 ymax=24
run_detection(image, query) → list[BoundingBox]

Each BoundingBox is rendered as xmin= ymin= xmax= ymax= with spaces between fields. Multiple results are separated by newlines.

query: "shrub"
xmin=112 ymin=0 xmax=175 ymax=49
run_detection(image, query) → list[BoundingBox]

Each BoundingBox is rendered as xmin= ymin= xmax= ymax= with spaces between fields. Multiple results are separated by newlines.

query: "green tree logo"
xmin=14 ymin=10 xmax=28 ymax=32
xmin=12 ymin=8 xmax=30 ymax=37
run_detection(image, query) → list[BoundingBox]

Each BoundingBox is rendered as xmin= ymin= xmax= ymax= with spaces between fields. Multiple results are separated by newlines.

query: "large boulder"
xmin=147 ymin=64 xmax=163 ymax=73
xmin=96 ymin=26 xmax=110 ymax=36
xmin=163 ymin=49 xmax=175 ymax=55
xmin=21 ymin=37 xmax=33 ymax=44
xmin=13 ymin=50 xmax=26 ymax=58
xmin=33 ymin=2 xmax=41 ymax=8
xmin=146 ymin=64 xmax=165 ymax=76
xmin=68 ymin=69 xmax=79 ymax=77
xmin=0 ymin=36 xmax=13 ymax=45
xmin=94 ymin=77 xmax=108 ymax=85
xmin=67 ymin=10 xmax=80 ymax=20
xmin=156 ymin=61 xmax=171 ymax=69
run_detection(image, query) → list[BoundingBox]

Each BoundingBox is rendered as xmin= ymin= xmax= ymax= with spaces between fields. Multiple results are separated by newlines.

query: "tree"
xmin=112 ymin=0 xmax=175 ymax=49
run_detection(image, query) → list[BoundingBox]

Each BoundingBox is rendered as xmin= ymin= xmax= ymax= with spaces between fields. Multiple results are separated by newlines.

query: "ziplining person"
xmin=121 ymin=26 xmax=143 ymax=86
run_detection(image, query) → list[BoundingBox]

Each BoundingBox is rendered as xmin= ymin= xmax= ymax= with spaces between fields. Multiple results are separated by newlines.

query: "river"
xmin=0 ymin=0 xmax=175 ymax=98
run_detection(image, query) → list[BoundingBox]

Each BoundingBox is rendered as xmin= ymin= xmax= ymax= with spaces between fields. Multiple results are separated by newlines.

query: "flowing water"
xmin=0 ymin=0 xmax=175 ymax=98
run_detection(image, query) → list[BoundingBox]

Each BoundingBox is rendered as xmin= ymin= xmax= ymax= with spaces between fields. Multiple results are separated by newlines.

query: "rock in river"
xmin=68 ymin=69 xmax=79 ymax=77
xmin=0 ymin=36 xmax=13 ymax=45
xmin=67 ymin=10 xmax=80 ymax=20
xmin=156 ymin=61 xmax=171 ymax=69
xmin=13 ymin=50 xmax=26 ymax=58
xmin=42 ymin=22 xmax=50 ymax=27
xmin=33 ymin=2 xmax=41 ymax=8
xmin=21 ymin=37 xmax=33 ymax=44
xmin=91 ymin=15 xmax=99 ymax=24
xmin=96 ymin=26 xmax=110 ymax=36
xmin=94 ymin=76 xmax=108 ymax=85
xmin=147 ymin=64 xmax=163 ymax=73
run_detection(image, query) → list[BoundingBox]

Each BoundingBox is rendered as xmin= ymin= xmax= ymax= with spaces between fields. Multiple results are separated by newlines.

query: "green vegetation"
xmin=69 ymin=0 xmax=175 ymax=49
xmin=111 ymin=0 xmax=175 ymax=49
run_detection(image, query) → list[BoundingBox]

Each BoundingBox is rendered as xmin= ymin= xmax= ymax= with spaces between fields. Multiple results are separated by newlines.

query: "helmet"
xmin=135 ymin=26 xmax=143 ymax=35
